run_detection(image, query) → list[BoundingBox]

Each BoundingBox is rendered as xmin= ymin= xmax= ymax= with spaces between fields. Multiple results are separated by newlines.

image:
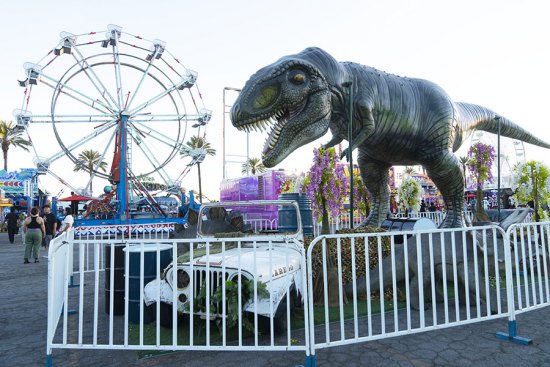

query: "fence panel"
xmin=46 ymin=230 xmax=75 ymax=357
xmin=506 ymin=221 xmax=550 ymax=315
xmin=306 ymin=225 xmax=511 ymax=351
xmin=46 ymin=232 xmax=310 ymax=364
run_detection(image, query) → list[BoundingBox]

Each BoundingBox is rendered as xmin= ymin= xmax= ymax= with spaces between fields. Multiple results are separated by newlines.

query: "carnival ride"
xmin=15 ymin=24 xmax=210 ymax=227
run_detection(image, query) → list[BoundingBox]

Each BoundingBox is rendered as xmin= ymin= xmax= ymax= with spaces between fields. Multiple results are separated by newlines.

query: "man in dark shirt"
xmin=3 ymin=206 xmax=20 ymax=244
xmin=41 ymin=205 xmax=58 ymax=256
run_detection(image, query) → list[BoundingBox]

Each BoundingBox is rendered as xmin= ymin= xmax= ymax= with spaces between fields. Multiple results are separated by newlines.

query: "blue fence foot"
xmin=45 ymin=353 xmax=53 ymax=367
xmin=495 ymin=320 xmax=532 ymax=345
xmin=61 ymin=306 xmax=78 ymax=316
xmin=68 ymin=275 xmax=84 ymax=288
xmin=304 ymin=355 xmax=316 ymax=367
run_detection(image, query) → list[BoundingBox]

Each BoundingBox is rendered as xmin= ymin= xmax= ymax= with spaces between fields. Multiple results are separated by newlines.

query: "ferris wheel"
xmin=468 ymin=130 xmax=526 ymax=189
xmin=14 ymin=24 xmax=211 ymax=203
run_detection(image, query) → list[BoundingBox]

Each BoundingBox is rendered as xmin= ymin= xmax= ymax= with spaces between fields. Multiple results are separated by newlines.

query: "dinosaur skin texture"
xmin=231 ymin=47 xmax=550 ymax=228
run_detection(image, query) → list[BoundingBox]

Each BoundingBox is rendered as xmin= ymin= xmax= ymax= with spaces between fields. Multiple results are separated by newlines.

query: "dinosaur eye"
xmin=289 ymin=70 xmax=306 ymax=85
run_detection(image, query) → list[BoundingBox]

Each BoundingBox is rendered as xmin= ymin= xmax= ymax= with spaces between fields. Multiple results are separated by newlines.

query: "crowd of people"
xmin=2 ymin=205 xmax=74 ymax=264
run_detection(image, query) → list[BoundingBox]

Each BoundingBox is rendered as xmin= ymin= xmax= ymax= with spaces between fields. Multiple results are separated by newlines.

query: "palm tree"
xmin=180 ymin=135 xmax=216 ymax=203
xmin=73 ymin=149 xmax=108 ymax=194
xmin=241 ymin=157 xmax=266 ymax=175
xmin=403 ymin=166 xmax=416 ymax=176
xmin=0 ymin=120 xmax=31 ymax=171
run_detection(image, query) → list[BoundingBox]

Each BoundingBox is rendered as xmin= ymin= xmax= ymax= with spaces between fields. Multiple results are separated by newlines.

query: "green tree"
xmin=241 ymin=157 xmax=266 ymax=176
xmin=512 ymin=160 xmax=550 ymax=222
xmin=180 ymin=135 xmax=216 ymax=203
xmin=403 ymin=166 xmax=416 ymax=176
xmin=0 ymin=120 xmax=31 ymax=171
xmin=73 ymin=149 xmax=108 ymax=194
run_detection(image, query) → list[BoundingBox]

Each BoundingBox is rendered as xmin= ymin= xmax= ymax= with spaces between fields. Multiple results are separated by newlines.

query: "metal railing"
xmin=46 ymin=231 xmax=310 ymax=366
xmin=306 ymin=225 xmax=512 ymax=351
xmin=46 ymin=220 xmax=550 ymax=367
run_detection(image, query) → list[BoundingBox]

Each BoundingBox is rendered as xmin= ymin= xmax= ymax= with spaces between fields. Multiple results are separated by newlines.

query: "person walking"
xmin=23 ymin=207 xmax=46 ymax=263
xmin=3 ymin=206 xmax=20 ymax=244
xmin=41 ymin=205 xmax=58 ymax=258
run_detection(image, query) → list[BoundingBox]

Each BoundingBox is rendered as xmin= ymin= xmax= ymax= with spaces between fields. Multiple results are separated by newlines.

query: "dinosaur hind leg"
xmin=424 ymin=151 xmax=466 ymax=228
xmin=357 ymin=154 xmax=391 ymax=228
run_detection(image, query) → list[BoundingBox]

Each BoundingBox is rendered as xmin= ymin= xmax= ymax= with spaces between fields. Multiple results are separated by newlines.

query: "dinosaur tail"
xmin=369 ymin=249 xmax=407 ymax=292
xmin=456 ymin=102 xmax=550 ymax=149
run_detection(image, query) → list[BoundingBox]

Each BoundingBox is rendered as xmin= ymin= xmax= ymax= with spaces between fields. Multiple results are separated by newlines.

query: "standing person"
xmin=23 ymin=207 xmax=46 ymax=263
xmin=3 ymin=206 xmax=19 ymax=244
xmin=70 ymin=192 xmax=79 ymax=219
xmin=58 ymin=207 xmax=74 ymax=235
xmin=41 ymin=205 xmax=58 ymax=258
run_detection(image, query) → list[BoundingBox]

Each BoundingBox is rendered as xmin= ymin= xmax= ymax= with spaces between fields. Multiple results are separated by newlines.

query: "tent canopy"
xmin=57 ymin=194 xmax=94 ymax=202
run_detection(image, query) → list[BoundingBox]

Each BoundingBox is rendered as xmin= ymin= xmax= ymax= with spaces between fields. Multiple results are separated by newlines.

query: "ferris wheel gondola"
xmin=16 ymin=24 xmax=211 ymax=223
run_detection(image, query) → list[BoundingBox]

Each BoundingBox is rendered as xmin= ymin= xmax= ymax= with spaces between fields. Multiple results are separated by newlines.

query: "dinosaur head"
xmin=231 ymin=53 xmax=332 ymax=167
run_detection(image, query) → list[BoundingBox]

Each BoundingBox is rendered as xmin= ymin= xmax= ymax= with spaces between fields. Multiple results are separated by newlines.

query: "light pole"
xmin=342 ymin=81 xmax=354 ymax=228
xmin=495 ymin=115 xmax=501 ymax=221
xmin=222 ymin=87 xmax=242 ymax=179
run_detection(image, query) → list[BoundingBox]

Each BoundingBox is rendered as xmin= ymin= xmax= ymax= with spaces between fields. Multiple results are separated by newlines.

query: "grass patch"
xmin=130 ymin=297 xmax=405 ymax=358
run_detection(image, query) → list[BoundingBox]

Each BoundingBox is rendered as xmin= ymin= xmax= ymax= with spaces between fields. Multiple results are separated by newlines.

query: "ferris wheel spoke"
xmin=126 ymin=82 xmax=184 ymax=117
xmin=69 ymin=43 xmax=120 ymax=111
xmin=23 ymin=126 xmax=43 ymax=165
xmin=125 ymin=60 xmax=154 ymax=112
xmin=82 ymin=128 xmax=117 ymax=189
xmin=110 ymin=39 xmax=125 ymax=109
xmin=47 ymin=120 xmax=118 ymax=163
xmin=39 ymin=72 xmax=114 ymax=115
xmin=46 ymin=168 xmax=83 ymax=195
xmin=129 ymin=132 xmax=173 ymax=176
xmin=25 ymin=114 xmax=115 ymax=124
xmin=130 ymin=121 xmax=182 ymax=149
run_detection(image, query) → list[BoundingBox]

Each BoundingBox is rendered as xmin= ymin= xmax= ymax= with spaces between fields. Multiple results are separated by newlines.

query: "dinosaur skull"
xmin=231 ymin=59 xmax=332 ymax=167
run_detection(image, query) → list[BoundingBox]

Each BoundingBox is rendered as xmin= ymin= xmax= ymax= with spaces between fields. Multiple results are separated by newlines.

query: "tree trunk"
xmin=474 ymin=186 xmax=490 ymax=222
xmin=321 ymin=196 xmax=330 ymax=235
xmin=197 ymin=163 xmax=203 ymax=204
xmin=3 ymin=148 xmax=8 ymax=171
xmin=534 ymin=177 xmax=540 ymax=222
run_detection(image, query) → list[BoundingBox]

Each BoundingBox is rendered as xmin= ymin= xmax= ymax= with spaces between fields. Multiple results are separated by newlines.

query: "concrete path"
xmin=1 ymin=232 xmax=549 ymax=366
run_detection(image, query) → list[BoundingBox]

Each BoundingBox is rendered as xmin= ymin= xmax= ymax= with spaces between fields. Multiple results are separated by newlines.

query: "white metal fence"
xmin=46 ymin=220 xmax=550 ymax=367
xmin=46 ymin=229 xmax=310 ymax=366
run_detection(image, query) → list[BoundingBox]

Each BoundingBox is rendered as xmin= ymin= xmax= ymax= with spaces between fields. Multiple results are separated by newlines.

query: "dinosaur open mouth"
xmin=234 ymin=97 xmax=308 ymax=154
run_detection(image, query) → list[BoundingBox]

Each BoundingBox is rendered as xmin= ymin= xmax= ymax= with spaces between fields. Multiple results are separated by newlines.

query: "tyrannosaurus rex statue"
xmin=230 ymin=47 xmax=550 ymax=228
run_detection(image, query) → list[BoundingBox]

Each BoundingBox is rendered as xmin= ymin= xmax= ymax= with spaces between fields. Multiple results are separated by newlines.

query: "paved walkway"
xmin=1 ymin=232 xmax=550 ymax=366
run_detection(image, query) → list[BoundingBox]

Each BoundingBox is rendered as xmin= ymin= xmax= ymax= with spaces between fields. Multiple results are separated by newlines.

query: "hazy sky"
xmin=1 ymin=0 xmax=549 ymax=199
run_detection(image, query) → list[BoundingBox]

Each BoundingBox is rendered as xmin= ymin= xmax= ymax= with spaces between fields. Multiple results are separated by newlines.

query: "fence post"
xmin=495 ymin=224 xmax=532 ymax=345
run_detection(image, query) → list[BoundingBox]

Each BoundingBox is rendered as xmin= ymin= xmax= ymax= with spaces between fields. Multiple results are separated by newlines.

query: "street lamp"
xmin=342 ymin=81 xmax=354 ymax=228
xmin=495 ymin=115 xmax=501 ymax=221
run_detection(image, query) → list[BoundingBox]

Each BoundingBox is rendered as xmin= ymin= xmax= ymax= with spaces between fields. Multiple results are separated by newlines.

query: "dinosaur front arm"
xmin=321 ymin=135 xmax=343 ymax=150
xmin=340 ymin=104 xmax=375 ymax=160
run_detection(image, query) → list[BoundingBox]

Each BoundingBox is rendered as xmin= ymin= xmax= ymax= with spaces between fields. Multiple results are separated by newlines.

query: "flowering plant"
xmin=397 ymin=176 xmax=422 ymax=212
xmin=467 ymin=143 xmax=496 ymax=189
xmin=352 ymin=174 xmax=370 ymax=217
xmin=304 ymin=147 xmax=349 ymax=234
xmin=467 ymin=142 xmax=495 ymax=221
xmin=511 ymin=160 xmax=550 ymax=222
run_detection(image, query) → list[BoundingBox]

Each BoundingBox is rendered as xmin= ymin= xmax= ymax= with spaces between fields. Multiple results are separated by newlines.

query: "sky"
xmin=1 ymin=0 xmax=549 ymax=200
